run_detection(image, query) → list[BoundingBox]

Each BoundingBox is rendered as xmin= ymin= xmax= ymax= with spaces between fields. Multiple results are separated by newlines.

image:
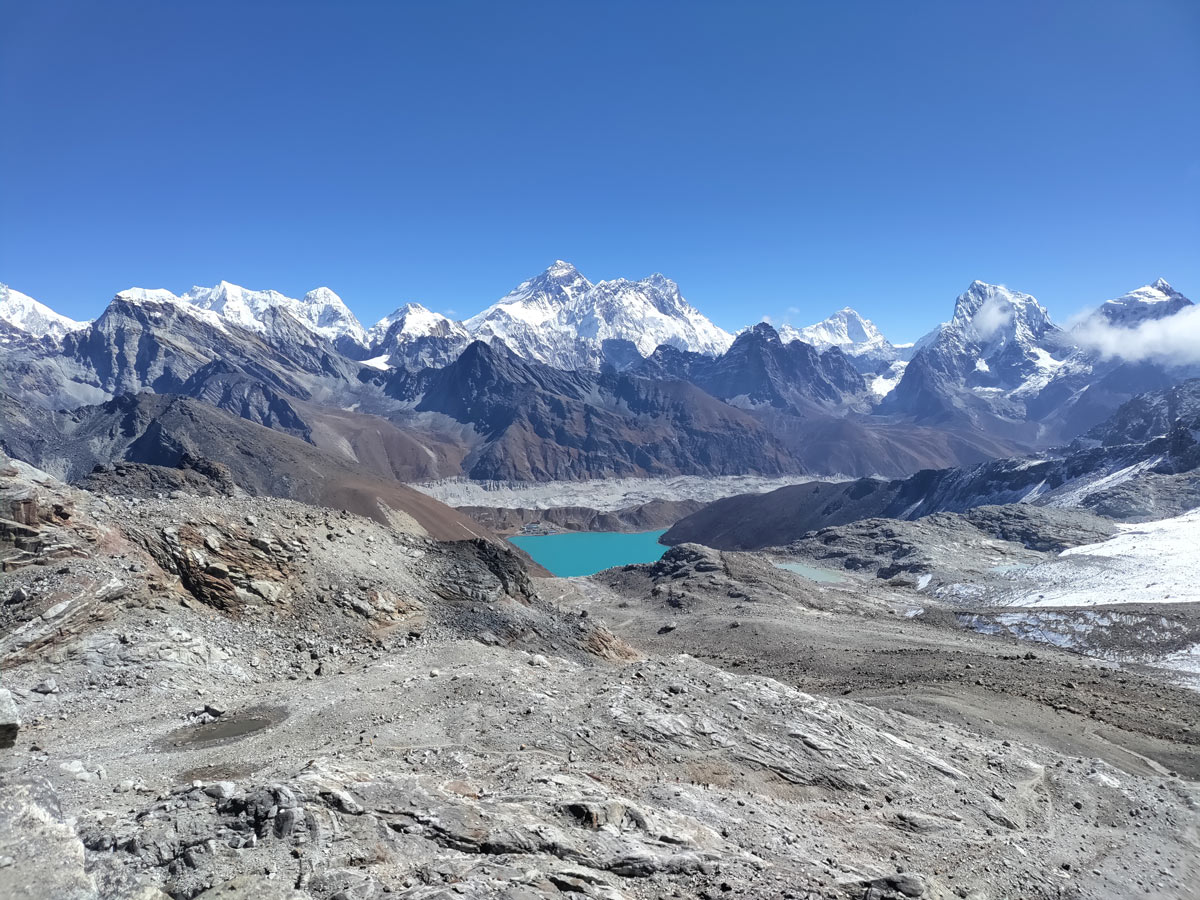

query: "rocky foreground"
xmin=1 ymin=454 xmax=1198 ymax=900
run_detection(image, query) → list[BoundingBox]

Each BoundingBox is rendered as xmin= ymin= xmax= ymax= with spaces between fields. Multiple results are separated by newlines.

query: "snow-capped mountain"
xmin=294 ymin=287 xmax=369 ymax=347
xmin=368 ymin=303 xmax=472 ymax=369
xmin=117 ymin=281 xmax=369 ymax=350
xmin=935 ymin=281 xmax=1058 ymax=355
xmin=779 ymin=306 xmax=913 ymax=391
xmin=1093 ymin=278 xmax=1193 ymax=327
xmin=771 ymin=308 xmax=912 ymax=398
xmin=883 ymin=281 xmax=1069 ymax=426
xmin=789 ymin=307 xmax=891 ymax=354
xmin=4 ymin=266 xmax=1198 ymax=485
xmin=914 ymin=281 xmax=1065 ymax=389
xmin=0 ymin=283 xmax=88 ymax=344
xmin=465 ymin=261 xmax=733 ymax=370
xmin=369 ymin=303 xmax=467 ymax=343
xmin=883 ymin=279 xmax=1200 ymax=443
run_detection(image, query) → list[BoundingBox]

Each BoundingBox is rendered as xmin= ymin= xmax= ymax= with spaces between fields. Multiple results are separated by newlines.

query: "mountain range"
xmin=662 ymin=378 xmax=1200 ymax=550
xmin=2 ymin=264 xmax=1197 ymax=487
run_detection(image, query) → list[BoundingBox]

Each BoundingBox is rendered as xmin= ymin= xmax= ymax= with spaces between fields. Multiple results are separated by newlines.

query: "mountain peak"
xmin=948 ymin=281 xmax=1052 ymax=344
xmin=1122 ymin=278 xmax=1187 ymax=303
xmin=505 ymin=261 xmax=593 ymax=299
xmin=737 ymin=321 xmax=782 ymax=344
xmin=375 ymin=303 xmax=464 ymax=338
xmin=0 ymin=283 xmax=88 ymax=342
xmin=302 ymin=286 xmax=343 ymax=302
xmin=466 ymin=263 xmax=729 ymax=367
xmin=1096 ymin=279 xmax=1193 ymax=326
xmin=115 ymin=287 xmax=181 ymax=305
xmin=455 ymin=336 xmax=522 ymax=369
xmin=792 ymin=307 xmax=894 ymax=363
xmin=542 ymin=260 xmax=582 ymax=280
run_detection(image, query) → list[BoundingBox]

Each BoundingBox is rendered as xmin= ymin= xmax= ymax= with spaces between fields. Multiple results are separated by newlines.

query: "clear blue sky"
xmin=2 ymin=0 xmax=1197 ymax=342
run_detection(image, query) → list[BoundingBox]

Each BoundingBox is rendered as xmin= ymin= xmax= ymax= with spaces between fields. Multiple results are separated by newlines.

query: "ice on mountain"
xmin=788 ymin=307 xmax=908 ymax=371
xmin=464 ymin=261 xmax=733 ymax=368
xmin=116 ymin=280 xmax=369 ymax=346
xmin=0 ymin=283 xmax=89 ymax=342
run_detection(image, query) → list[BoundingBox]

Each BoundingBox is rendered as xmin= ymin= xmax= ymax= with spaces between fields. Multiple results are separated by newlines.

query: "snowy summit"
xmin=1095 ymin=278 xmax=1193 ymax=327
xmin=116 ymin=281 xmax=368 ymax=347
xmin=0 ymin=283 xmax=88 ymax=343
xmin=465 ymin=261 xmax=733 ymax=370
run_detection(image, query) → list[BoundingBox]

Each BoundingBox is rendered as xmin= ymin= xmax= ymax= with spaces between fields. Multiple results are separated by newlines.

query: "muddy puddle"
xmin=160 ymin=705 xmax=287 ymax=751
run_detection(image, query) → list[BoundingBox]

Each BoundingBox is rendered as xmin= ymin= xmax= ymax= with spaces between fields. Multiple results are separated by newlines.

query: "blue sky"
xmin=2 ymin=0 xmax=1197 ymax=342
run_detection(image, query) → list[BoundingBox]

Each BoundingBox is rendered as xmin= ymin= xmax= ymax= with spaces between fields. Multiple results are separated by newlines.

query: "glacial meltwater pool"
xmin=508 ymin=529 xmax=669 ymax=577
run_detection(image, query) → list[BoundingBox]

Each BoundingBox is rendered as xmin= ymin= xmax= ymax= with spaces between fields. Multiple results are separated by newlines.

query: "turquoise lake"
xmin=508 ymin=529 xmax=669 ymax=577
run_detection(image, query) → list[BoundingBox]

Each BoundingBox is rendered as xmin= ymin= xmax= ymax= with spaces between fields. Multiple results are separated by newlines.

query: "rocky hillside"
xmin=2 ymin=452 xmax=1198 ymax=900
xmin=0 ymin=393 xmax=489 ymax=539
xmin=634 ymin=323 xmax=870 ymax=415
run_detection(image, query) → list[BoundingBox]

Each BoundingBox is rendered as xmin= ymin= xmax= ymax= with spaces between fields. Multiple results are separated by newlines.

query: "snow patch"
xmin=999 ymin=508 xmax=1200 ymax=608
xmin=360 ymin=354 xmax=393 ymax=371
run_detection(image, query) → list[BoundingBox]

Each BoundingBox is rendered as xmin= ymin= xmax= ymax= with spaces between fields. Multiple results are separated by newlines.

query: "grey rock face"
xmin=0 ymin=778 xmax=97 ymax=900
xmin=384 ymin=340 xmax=800 ymax=481
xmin=961 ymin=504 xmax=1116 ymax=552
xmin=633 ymin=322 xmax=871 ymax=415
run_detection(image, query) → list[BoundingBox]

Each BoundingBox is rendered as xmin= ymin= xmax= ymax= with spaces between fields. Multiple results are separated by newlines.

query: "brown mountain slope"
xmin=290 ymin=399 xmax=470 ymax=482
xmin=31 ymin=393 xmax=494 ymax=541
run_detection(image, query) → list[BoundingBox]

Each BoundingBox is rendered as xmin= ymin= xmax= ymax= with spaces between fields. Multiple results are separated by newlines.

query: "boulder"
xmin=0 ymin=778 xmax=96 ymax=899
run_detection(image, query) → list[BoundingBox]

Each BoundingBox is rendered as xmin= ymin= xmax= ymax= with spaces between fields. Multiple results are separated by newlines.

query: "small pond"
xmin=773 ymin=560 xmax=848 ymax=584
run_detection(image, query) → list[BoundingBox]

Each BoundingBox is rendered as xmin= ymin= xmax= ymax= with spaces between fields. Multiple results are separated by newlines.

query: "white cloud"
xmin=971 ymin=295 xmax=1014 ymax=341
xmin=1070 ymin=304 xmax=1200 ymax=366
xmin=761 ymin=314 xmax=774 ymax=325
